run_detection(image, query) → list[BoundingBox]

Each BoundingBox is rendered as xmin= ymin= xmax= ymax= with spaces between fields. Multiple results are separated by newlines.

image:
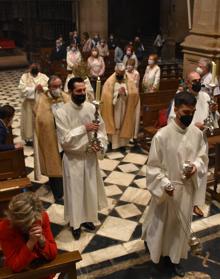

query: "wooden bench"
xmin=0 ymin=148 xmax=31 ymax=215
xmin=139 ymin=90 xmax=176 ymax=150
xmin=159 ymin=78 xmax=179 ymax=91
xmin=140 ymin=90 xmax=176 ymax=127
xmin=0 ymin=251 xmax=82 ymax=279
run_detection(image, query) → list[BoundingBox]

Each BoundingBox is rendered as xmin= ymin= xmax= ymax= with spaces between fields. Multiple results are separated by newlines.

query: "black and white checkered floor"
xmin=1 ymin=69 xmax=220 ymax=278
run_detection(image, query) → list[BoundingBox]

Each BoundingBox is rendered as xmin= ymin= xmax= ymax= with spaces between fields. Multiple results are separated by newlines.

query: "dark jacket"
xmin=50 ymin=45 xmax=66 ymax=61
xmin=0 ymin=120 xmax=14 ymax=151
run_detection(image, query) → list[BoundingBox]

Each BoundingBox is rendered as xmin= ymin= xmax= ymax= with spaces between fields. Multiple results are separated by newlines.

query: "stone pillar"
xmin=181 ymin=0 xmax=220 ymax=78
xmin=79 ymin=0 xmax=108 ymax=39
xmin=160 ymin=0 xmax=188 ymax=43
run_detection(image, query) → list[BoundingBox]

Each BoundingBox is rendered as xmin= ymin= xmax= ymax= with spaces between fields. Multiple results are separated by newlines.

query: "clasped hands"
xmin=27 ymin=222 xmax=45 ymax=250
xmin=165 ymin=164 xmax=197 ymax=196
xmin=118 ymin=87 xmax=126 ymax=96
xmin=35 ymin=84 xmax=44 ymax=93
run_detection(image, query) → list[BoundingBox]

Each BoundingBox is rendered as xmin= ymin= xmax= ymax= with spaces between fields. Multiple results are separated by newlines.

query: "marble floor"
xmin=0 ymin=69 xmax=220 ymax=279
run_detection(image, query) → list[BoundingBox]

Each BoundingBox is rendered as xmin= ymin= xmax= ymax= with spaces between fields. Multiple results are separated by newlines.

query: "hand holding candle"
xmin=96 ymin=76 xmax=101 ymax=101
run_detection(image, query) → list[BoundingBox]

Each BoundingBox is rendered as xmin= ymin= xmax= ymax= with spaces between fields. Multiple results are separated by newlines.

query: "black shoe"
xmin=173 ymin=263 xmax=185 ymax=277
xmin=119 ymin=146 xmax=126 ymax=153
xmin=25 ymin=140 xmax=33 ymax=147
xmin=55 ymin=197 xmax=64 ymax=204
xmin=107 ymin=143 xmax=112 ymax=152
xmin=81 ymin=222 xmax=96 ymax=231
xmin=71 ymin=228 xmax=81 ymax=240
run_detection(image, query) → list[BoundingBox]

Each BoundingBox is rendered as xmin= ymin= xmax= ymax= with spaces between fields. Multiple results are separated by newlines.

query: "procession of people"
xmin=0 ymin=28 xmax=219 ymax=278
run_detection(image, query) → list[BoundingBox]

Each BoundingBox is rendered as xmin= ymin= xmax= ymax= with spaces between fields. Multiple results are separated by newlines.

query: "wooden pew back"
xmin=159 ymin=78 xmax=179 ymax=91
xmin=0 ymin=149 xmax=31 ymax=206
xmin=0 ymin=149 xmax=26 ymax=181
xmin=0 ymin=251 xmax=81 ymax=279
xmin=140 ymin=90 xmax=176 ymax=127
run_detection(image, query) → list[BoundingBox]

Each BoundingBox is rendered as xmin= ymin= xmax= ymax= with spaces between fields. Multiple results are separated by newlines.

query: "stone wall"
xmin=79 ymin=0 xmax=108 ymax=39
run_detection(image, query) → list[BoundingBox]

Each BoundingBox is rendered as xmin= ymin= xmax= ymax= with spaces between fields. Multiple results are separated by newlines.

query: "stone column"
xmin=79 ymin=0 xmax=108 ymax=39
xmin=181 ymin=0 xmax=220 ymax=78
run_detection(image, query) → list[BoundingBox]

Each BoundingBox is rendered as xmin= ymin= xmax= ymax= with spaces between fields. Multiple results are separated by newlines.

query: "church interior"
xmin=0 ymin=0 xmax=220 ymax=278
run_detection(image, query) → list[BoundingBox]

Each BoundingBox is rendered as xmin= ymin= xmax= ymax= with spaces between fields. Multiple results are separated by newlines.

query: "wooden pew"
xmin=0 ymin=251 xmax=82 ymax=279
xmin=0 ymin=148 xmax=31 ymax=214
xmin=159 ymin=78 xmax=179 ymax=91
xmin=140 ymin=90 xmax=176 ymax=142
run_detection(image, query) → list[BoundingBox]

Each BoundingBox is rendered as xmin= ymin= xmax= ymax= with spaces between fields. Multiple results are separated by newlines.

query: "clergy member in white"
xmin=196 ymin=58 xmax=220 ymax=96
xmin=54 ymin=77 xmax=108 ymax=240
xmin=168 ymin=72 xmax=219 ymax=216
xmin=18 ymin=63 xmax=49 ymax=144
xmin=142 ymin=91 xmax=208 ymax=277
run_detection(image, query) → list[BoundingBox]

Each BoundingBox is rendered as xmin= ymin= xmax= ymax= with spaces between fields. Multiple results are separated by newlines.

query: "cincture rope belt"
xmin=170 ymin=197 xmax=202 ymax=253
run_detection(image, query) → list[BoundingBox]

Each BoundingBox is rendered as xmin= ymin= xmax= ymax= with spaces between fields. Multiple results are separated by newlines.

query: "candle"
xmin=187 ymin=0 xmax=192 ymax=29
xmin=211 ymin=61 xmax=216 ymax=85
xmin=96 ymin=76 xmax=101 ymax=101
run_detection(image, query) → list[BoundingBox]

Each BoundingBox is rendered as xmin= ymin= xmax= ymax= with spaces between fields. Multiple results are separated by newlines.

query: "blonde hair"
xmin=126 ymin=58 xmax=135 ymax=67
xmin=149 ymin=54 xmax=158 ymax=63
xmin=6 ymin=192 xmax=43 ymax=231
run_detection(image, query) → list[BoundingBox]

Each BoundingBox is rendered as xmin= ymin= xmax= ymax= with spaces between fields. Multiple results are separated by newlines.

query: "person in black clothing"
xmin=50 ymin=39 xmax=66 ymax=62
xmin=0 ymin=105 xmax=23 ymax=151
xmin=108 ymin=33 xmax=116 ymax=50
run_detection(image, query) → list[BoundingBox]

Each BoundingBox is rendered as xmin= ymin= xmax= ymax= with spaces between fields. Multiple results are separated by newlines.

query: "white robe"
xmin=54 ymin=101 xmax=108 ymax=229
xmin=142 ymin=120 xmax=208 ymax=264
xmin=201 ymin=72 xmax=220 ymax=96
xmin=168 ymin=91 xmax=211 ymax=206
xmin=109 ymin=81 xmax=129 ymax=149
xmin=18 ymin=72 xmax=49 ymax=140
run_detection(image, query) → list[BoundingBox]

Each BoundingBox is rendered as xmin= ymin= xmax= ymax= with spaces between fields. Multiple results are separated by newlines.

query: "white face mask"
xmin=196 ymin=67 xmax=203 ymax=75
xmin=126 ymin=65 xmax=134 ymax=72
xmin=51 ymin=88 xmax=61 ymax=98
xmin=148 ymin=59 xmax=155 ymax=65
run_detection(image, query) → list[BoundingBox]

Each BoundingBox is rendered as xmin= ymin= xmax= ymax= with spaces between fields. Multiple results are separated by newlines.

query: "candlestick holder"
xmin=88 ymin=100 xmax=104 ymax=153
xmin=204 ymin=83 xmax=217 ymax=135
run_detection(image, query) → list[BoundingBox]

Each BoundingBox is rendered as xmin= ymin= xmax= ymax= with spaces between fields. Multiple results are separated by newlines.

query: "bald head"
xmin=187 ymin=71 xmax=202 ymax=94
xmin=115 ymin=63 xmax=126 ymax=79
xmin=187 ymin=71 xmax=201 ymax=83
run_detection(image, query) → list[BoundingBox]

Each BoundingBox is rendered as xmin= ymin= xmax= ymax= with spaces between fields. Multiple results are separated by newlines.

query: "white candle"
xmin=96 ymin=76 xmax=101 ymax=101
xmin=211 ymin=61 xmax=216 ymax=84
xmin=187 ymin=0 xmax=192 ymax=29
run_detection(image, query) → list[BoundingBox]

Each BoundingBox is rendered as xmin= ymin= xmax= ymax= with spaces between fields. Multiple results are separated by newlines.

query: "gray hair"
xmin=115 ymin=63 xmax=126 ymax=72
xmin=198 ymin=58 xmax=212 ymax=72
xmin=48 ymin=75 xmax=62 ymax=87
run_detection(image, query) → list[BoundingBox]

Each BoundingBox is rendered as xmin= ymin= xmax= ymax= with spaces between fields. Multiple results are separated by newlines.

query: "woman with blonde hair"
xmin=0 ymin=192 xmax=57 ymax=278
xmin=87 ymin=47 xmax=105 ymax=78
xmin=87 ymin=47 xmax=105 ymax=91
xmin=142 ymin=54 xmax=161 ymax=93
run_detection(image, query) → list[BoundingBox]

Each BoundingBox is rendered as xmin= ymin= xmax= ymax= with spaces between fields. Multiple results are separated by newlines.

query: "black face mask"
xmin=192 ymin=81 xmax=201 ymax=93
xmin=116 ymin=75 xmax=124 ymax=81
xmin=179 ymin=115 xmax=193 ymax=127
xmin=72 ymin=94 xmax=86 ymax=105
xmin=30 ymin=68 xmax=39 ymax=76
